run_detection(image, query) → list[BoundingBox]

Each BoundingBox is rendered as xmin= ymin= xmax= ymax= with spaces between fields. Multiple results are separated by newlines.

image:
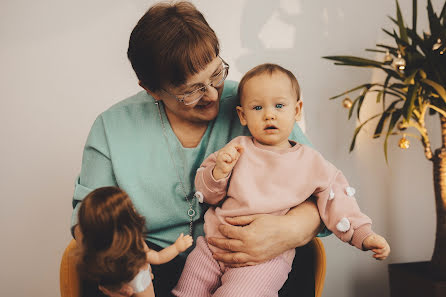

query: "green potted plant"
xmin=323 ymin=1 xmax=446 ymax=296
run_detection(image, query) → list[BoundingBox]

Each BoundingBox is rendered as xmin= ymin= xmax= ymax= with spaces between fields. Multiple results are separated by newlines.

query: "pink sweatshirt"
xmin=195 ymin=136 xmax=374 ymax=251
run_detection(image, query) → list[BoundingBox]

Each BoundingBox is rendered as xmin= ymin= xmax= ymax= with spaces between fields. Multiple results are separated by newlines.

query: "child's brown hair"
xmin=78 ymin=187 xmax=147 ymax=290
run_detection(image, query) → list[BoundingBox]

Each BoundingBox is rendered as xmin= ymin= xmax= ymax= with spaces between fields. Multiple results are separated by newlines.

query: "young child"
xmin=77 ymin=186 xmax=193 ymax=297
xmin=172 ymin=64 xmax=390 ymax=297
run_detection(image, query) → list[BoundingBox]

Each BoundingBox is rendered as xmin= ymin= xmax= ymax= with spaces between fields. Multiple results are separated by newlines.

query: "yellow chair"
xmin=310 ymin=237 xmax=326 ymax=297
xmin=60 ymin=239 xmax=81 ymax=297
xmin=60 ymin=238 xmax=326 ymax=297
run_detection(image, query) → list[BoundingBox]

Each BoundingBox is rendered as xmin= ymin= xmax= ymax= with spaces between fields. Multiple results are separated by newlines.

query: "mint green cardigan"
xmin=71 ymin=81 xmax=328 ymax=250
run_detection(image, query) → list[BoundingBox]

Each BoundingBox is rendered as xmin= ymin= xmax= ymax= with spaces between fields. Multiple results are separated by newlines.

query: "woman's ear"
xmin=139 ymin=81 xmax=162 ymax=101
xmin=295 ymin=101 xmax=303 ymax=121
xmin=236 ymin=106 xmax=248 ymax=126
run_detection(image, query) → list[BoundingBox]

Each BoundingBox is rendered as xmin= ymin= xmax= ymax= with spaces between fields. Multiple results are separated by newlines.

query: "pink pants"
xmin=172 ymin=237 xmax=294 ymax=297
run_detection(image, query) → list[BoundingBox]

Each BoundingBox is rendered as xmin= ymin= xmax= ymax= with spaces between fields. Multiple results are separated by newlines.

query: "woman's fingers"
xmin=212 ymin=251 xmax=257 ymax=266
xmin=207 ymin=237 xmax=244 ymax=252
xmin=225 ymin=215 xmax=258 ymax=226
xmin=219 ymin=223 xmax=248 ymax=240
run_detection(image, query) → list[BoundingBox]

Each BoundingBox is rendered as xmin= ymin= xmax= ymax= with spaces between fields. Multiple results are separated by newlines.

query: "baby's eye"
xmin=275 ymin=104 xmax=284 ymax=109
xmin=253 ymin=106 xmax=262 ymax=110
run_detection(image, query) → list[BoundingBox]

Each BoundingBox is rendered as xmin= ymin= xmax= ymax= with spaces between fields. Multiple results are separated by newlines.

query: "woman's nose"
xmin=202 ymin=85 xmax=219 ymax=102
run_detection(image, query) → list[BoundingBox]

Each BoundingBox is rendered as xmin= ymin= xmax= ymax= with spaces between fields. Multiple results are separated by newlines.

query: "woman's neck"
xmin=164 ymin=108 xmax=208 ymax=148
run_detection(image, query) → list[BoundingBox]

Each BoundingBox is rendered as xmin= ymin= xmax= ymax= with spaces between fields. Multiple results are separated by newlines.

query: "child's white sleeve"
xmin=128 ymin=264 xmax=152 ymax=293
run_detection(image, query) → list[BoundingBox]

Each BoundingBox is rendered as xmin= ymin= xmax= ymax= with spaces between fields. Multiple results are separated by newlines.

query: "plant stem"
xmin=442 ymin=116 xmax=446 ymax=149
xmin=431 ymin=145 xmax=446 ymax=279
xmin=407 ymin=118 xmax=432 ymax=160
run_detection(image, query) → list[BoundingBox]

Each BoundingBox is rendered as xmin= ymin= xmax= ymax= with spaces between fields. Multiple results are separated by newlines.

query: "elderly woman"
xmin=71 ymin=2 xmax=327 ymax=296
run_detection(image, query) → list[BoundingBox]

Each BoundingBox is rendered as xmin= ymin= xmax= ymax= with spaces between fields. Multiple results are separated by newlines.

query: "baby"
xmin=172 ymin=63 xmax=390 ymax=297
xmin=77 ymin=186 xmax=193 ymax=297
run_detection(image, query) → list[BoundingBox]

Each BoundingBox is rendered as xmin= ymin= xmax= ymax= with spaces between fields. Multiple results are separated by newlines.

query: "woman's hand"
xmin=207 ymin=200 xmax=322 ymax=267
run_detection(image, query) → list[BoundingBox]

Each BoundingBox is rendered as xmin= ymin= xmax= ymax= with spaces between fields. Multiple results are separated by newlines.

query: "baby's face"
xmin=237 ymin=72 xmax=302 ymax=148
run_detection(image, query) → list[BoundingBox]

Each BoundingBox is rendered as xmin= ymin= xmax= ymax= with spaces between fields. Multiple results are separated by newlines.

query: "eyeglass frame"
xmin=161 ymin=57 xmax=230 ymax=106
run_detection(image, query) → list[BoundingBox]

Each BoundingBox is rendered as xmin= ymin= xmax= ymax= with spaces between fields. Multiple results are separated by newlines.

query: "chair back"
xmin=60 ymin=239 xmax=80 ymax=297
xmin=60 ymin=237 xmax=326 ymax=297
xmin=311 ymin=237 xmax=326 ymax=297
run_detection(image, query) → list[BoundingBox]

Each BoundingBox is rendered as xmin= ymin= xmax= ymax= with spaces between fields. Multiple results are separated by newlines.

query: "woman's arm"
xmin=71 ymin=115 xmax=118 ymax=236
xmin=207 ymin=199 xmax=323 ymax=267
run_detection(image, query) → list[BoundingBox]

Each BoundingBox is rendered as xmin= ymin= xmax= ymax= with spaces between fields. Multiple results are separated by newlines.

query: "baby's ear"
xmin=236 ymin=106 xmax=248 ymax=126
xmin=295 ymin=101 xmax=303 ymax=121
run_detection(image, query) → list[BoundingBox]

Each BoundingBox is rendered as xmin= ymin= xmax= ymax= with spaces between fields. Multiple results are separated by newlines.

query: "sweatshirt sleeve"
xmin=315 ymin=166 xmax=374 ymax=250
xmin=194 ymin=152 xmax=231 ymax=206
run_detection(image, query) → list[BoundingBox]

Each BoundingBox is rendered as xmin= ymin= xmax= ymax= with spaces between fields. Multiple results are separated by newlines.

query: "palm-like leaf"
xmin=324 ymin=0 xmax=446 ymax=163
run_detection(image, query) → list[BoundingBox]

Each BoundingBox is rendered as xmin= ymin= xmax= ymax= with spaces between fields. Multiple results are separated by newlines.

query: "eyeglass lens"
xmin=183 ymin=65 xmax=228 ymax=104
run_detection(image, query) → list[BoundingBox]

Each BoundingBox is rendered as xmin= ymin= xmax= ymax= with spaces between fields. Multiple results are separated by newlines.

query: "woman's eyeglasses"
xmin=162 ymin=57 xmax=229 ymax=106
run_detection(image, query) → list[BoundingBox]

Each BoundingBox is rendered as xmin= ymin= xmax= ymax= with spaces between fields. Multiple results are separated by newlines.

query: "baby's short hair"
xmin=237 ymin=63 xmax=301 ymax=105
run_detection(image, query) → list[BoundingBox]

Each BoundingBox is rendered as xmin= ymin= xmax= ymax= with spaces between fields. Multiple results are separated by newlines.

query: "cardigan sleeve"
xmin=71 ymin=115 xmax=118 ymax=235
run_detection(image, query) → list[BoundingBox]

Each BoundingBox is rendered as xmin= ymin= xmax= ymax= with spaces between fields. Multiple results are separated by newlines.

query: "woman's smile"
xmin=195 ymin=101 xmax=215 ymax=109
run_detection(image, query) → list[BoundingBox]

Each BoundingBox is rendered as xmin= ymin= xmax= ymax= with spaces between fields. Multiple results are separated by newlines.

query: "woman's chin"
xmin=194 ymin=101 xmax=219 ymax=121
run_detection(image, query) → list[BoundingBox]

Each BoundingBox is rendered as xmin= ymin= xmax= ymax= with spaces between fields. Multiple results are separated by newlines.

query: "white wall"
xmin=0 ymin=0 xmax=442 ymax=296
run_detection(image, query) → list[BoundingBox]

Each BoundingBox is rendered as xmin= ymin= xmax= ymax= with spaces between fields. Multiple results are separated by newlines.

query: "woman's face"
xmin=154 ymin=56 xmax=225 ymax=125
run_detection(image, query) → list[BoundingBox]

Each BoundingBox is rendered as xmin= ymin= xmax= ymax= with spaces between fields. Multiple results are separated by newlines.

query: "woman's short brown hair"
xmin=78 ymin=187 xmax=147 ymax=290
xmin=237 ymin=63 xmax=301 ymax=105
xmin=128 ymin=1 xmax=220 ymax=91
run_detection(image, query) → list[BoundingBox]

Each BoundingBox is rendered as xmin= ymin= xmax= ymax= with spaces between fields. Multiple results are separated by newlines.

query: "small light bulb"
xmin=433 ymin=38 xmax=442 ymax=50
xmin=342 ymin=97 xmax=353 ymax=109
xmin=393 ymin=52 xmax=406 ymax=72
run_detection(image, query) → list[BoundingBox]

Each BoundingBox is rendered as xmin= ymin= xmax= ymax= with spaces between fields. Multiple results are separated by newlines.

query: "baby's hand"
xmin=174 ymin=233 xmax=193 ymax=253
xmin=213 ymin=143 xmax=244 ymax=180
xmin=362 ymin=234 xmax=390 ymax=260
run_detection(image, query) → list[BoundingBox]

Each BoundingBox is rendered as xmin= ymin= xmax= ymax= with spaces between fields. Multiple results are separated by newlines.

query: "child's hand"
xmin=213 ymin=143 xmax=244 ymax=180
xmin=174 ymin=233 xmax=193 ymax=253
xmin=362 ymin=234 xmax=390 ymax=260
